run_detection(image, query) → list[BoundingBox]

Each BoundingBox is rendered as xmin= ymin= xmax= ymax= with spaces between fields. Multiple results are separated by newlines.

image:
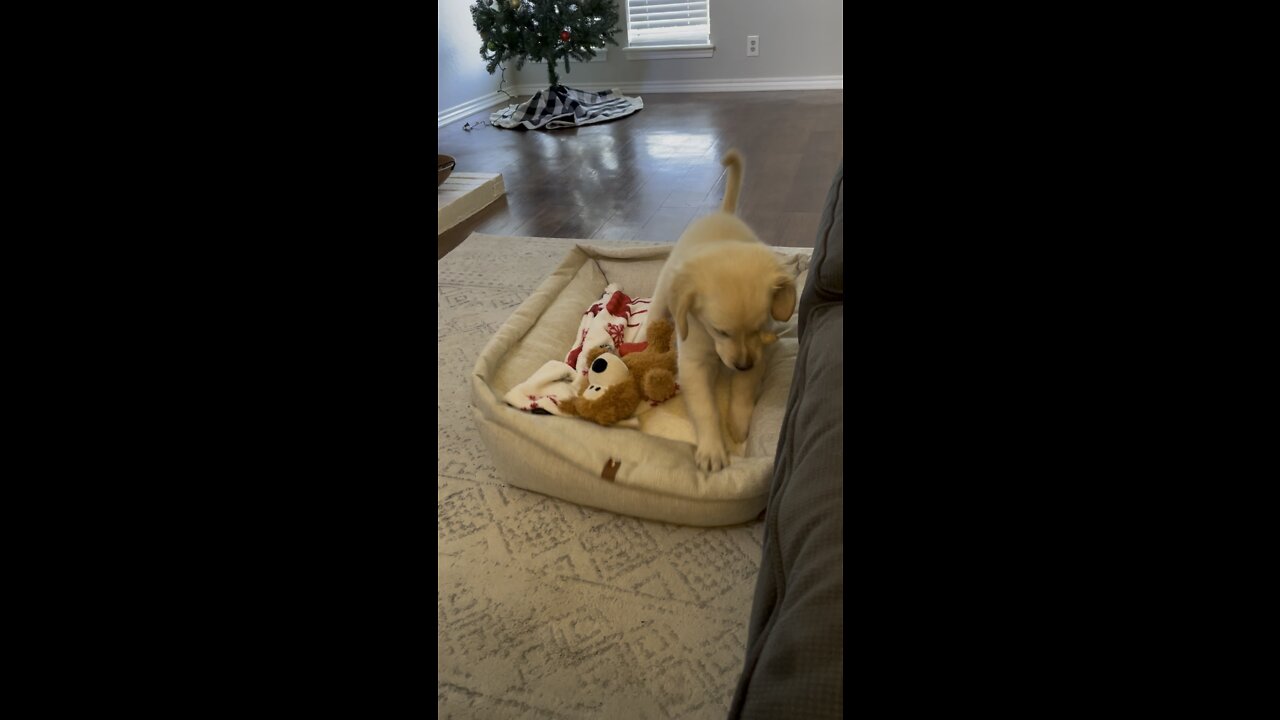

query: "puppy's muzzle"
xmin=734 ymin=361 xmax=754 ymax=371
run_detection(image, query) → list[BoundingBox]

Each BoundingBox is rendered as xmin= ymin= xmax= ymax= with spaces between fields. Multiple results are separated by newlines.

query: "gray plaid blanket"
xmin=490 ymin=85 xmax=643 ymax=130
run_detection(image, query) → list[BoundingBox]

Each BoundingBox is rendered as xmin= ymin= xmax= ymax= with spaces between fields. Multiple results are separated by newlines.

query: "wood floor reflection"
xmin=438 ymin=90 xmax=843 ymax=259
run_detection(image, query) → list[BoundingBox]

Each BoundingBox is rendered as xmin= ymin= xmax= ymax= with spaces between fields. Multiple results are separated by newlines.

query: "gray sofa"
xmin=729 ymin=162 xmax=844 ymax=718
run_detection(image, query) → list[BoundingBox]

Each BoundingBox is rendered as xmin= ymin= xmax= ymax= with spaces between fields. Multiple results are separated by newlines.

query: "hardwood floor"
xmin=437 ymin=90 xmax=844 ymax=259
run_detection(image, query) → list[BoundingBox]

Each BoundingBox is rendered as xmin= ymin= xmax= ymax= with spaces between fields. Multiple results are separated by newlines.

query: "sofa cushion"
xmin=730 ymin=302 xmax=844 ymax=718
xmin=799 ymin=162 xmax=843 ymax=338
xmin=730 ymin=160 xmax=844 ymax=718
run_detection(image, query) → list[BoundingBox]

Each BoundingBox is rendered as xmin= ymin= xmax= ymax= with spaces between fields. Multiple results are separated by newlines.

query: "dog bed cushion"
xmin=470 ymin=242 xmax=811 ymax=527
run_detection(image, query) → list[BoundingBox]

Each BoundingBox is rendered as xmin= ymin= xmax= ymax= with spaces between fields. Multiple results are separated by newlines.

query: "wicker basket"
xmin=438 ymin=155 xmax=456 ymax=187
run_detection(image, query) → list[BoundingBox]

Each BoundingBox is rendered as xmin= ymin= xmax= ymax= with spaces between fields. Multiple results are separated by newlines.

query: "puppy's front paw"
xmin=695 ymin=441 xmax=729 ymax=472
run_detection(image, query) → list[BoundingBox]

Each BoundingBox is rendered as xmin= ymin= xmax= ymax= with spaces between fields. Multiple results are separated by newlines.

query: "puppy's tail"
xmin=720 ymin=149 xmax=744 ymax=215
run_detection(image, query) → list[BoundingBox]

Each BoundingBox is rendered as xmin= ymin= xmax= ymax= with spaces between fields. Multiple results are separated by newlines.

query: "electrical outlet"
xmin=747 ymin=35 xmax=759 ymax=56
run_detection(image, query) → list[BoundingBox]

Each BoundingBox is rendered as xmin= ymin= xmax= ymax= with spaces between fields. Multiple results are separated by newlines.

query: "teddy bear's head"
xmin=559 ymin=319 xmax=679 ymax=427
xmin=559 ymin=347 xmax=642 ymax=426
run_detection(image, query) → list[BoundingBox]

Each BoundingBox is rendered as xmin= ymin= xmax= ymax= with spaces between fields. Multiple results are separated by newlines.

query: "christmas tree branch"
xmin=471 ymin=0 xmax=620 ymax=91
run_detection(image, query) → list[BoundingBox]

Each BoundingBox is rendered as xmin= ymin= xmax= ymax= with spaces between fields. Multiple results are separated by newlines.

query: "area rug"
xmin=438 ymin=233 xmax=808 ymax=719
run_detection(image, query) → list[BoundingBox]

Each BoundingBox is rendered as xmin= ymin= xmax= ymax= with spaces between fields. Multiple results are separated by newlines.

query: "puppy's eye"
xmin=713 ymin=328 xmax=728 ymax=337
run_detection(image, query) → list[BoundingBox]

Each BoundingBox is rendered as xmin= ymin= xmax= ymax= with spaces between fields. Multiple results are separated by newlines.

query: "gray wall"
xmin=439 ymin=1 xmax=499 ymax=112
xmin=514 ymin=0 xmax=843 ymax=87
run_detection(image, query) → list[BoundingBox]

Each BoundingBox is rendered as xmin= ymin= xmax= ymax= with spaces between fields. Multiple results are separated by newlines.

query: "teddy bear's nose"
xmin=592 ymin=357 xmax=609 ymax=373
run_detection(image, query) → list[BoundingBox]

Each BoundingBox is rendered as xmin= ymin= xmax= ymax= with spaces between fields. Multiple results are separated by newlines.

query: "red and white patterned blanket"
xmin=503 ymin=284 xmax=656 ymax=418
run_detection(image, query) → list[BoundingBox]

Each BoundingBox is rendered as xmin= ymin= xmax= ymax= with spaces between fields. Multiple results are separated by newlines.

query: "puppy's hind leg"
xmin=646 ymin=268 xmax=676 ymax=338
xmin=728 ymin=362 xmax=766 ymax=445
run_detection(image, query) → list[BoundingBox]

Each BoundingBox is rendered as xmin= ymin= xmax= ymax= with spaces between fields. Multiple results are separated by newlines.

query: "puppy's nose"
xmin=734 ymin=361 xmax=753 ymax=371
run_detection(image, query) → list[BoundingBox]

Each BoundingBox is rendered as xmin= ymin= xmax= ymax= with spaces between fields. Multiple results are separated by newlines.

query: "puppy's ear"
xmin=672 ymin=282 xmax=695 ymax=341
xmin=771 ymin=275 xmax=797 ymax=322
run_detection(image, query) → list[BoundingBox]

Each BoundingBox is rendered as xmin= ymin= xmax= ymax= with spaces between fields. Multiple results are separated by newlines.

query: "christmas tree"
xmin=471 ymin=0 xmax=621 ymax=89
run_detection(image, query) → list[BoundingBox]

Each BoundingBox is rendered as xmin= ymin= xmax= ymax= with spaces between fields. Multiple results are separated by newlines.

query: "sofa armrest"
xmin=799 ymin=161 xmax=844 ymax=338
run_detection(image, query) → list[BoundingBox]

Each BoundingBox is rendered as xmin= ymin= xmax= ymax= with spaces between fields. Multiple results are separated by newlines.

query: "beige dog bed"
xmin=470 ymin=243 xmax=809 ymax=526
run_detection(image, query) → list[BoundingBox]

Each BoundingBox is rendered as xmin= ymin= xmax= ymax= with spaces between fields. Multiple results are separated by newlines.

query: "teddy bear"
xmin=559 ymin=318 xmax=678 ymax=426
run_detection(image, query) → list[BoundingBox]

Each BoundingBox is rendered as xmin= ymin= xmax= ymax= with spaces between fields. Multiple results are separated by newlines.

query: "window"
xmin=624 ymin=0 xmax=714 ymax=59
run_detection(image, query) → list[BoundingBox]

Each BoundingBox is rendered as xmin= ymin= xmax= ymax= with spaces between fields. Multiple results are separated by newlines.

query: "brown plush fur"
xmin=559 ymin=318 xmax=678 ymax=426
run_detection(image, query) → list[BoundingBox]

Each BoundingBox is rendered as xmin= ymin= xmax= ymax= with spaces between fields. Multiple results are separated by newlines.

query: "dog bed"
xmin=470 ymin=243 xmax=810 ymax=527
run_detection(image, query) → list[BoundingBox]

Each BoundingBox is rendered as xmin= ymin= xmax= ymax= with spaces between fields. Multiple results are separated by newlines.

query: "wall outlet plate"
xmin=747 ymin=35 xmax=759 ymax=56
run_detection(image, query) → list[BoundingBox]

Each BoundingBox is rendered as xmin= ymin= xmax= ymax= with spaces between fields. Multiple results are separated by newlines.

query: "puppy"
xmin=649 ymin=150 xmax=797 ymax=472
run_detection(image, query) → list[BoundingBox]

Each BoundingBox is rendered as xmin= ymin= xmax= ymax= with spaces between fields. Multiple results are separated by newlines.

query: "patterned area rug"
xmin=439 ymin=233 xmax=789 ymax=719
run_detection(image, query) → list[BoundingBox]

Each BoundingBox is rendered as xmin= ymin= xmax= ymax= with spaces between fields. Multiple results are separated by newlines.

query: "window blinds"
xmin=626 ymin=0 xmax=710 ymax=47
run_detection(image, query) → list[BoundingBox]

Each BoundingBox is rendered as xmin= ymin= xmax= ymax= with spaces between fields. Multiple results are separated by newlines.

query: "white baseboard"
xmin=438 ymin=91 xmax=513 ymax=128
xmin=512 ymin=75 xmax=842 ymax=95
xmin=439 ymin=75 xmax=842 ymax=126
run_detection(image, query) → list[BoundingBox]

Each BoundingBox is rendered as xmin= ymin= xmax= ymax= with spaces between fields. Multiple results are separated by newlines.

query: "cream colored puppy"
xmin=649 ymin=150 xmax=797 ymax=472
